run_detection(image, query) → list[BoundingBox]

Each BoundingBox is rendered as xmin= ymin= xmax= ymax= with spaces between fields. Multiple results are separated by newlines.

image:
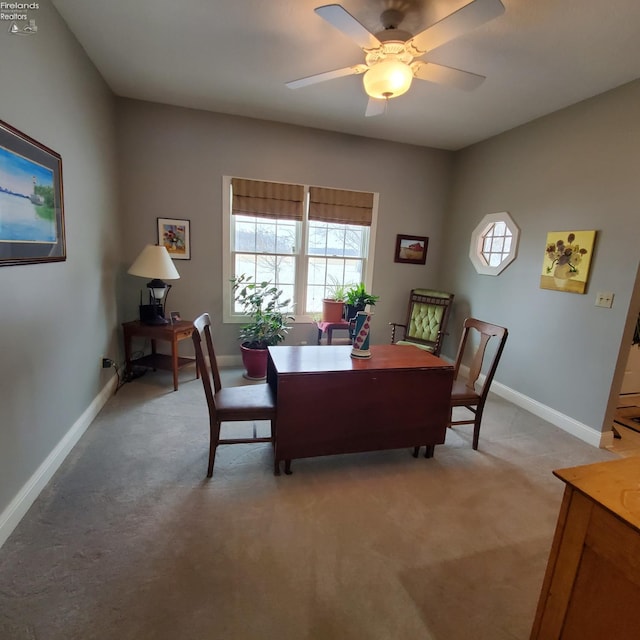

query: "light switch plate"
xmin=595 ymin=292 xmax=614 ymax=308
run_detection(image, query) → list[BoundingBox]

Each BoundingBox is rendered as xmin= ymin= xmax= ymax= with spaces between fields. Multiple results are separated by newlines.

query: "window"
xmin=481 ymin=220 xmax=512 ymax=267
xmin=223 ymin=177 xmax=378 ymax=321
xmin=469 ymin=212 xmax=519 ymax=276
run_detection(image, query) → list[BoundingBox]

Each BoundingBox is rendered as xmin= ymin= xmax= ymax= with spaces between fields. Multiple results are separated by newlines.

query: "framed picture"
xmin=170 ymin=311 xmax=181 ymax=323
xmin=394 ymin=234 xmax=428 ymax=265
xmin=0 ymin=119 xmax=66 ymax=267
xmin=158 ymin=217 xmax=190 ymax=260
xmin=539 ymin=230 xmax=597 ymax=294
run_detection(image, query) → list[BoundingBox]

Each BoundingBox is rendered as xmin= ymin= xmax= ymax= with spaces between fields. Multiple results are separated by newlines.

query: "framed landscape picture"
xmin=158 ymin=217 xmax=190 ymax=260
xmin=0 ymin=120 xmax=66 ymax=267
xmin=394 ymin=234 xmax=428 ymax=265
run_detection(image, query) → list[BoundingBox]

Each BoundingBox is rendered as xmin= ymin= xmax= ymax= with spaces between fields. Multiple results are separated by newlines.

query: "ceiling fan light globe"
xmin=363 ymin=59 xmax=413 ymax=100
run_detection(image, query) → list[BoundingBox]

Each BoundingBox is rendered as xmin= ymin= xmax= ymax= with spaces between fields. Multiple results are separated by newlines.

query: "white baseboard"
xmin=489 ymin=379 xmax=608 ymax=448
xmin=456 ymin=361 xmax=609 ymax=448
xmin=0 ymin=375 xmax=118 ymax=550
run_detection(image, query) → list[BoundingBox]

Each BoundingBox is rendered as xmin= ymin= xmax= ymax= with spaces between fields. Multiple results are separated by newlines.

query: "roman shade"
xmin=308 ymin=186 xmax=374 ymax=226
xmin=231 ymin=178 xmax=304 ymax=221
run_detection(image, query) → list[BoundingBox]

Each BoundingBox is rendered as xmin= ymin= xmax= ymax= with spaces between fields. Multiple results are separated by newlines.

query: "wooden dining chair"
xmin=448 ymin=317 xmax=508 ymax=450
xmin=192 ymin=313 xmax=276 ymax=477
xmin=389 ymin=289 xmax=454 ymax=356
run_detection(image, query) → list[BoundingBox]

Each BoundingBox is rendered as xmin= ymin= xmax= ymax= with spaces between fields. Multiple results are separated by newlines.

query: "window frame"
xmin=469 ymin=211 xmax=520 ymax=276
xmin=222 ymin=176 xmax=378 ymax=323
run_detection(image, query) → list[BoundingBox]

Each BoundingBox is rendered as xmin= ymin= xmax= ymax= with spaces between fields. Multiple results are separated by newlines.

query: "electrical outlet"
xmin=102 ymin=358 xmax=113 ymax=368
xmin=595 ymin=292 xmax=614 ymax=308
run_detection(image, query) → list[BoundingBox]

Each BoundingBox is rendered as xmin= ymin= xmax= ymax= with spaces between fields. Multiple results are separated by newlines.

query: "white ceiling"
xmin=51 ymin=0 xmax=640 ymax=150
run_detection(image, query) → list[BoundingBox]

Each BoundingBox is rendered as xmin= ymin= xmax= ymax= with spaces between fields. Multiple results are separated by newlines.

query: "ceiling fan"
xmin=286 ymin=0 xmax=505 ymax=116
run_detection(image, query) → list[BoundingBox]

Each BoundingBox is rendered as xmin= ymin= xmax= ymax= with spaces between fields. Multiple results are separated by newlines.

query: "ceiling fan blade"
xmin=412 ymin=61 xmax=485 ymax=90
xmin=315 ymin=4 xmax=381 ymax=50
xmin=365 ymin=98 xmax=387 ymax=118
xmin=407 ymin=0 xmax=505 ymax=54
xmin=286 ymin=64 xmax=367 ymax=89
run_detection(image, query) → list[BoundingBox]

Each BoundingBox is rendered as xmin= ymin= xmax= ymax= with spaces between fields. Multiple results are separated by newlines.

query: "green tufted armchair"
xmin=389 ymin=289 xmax=454 ymax=356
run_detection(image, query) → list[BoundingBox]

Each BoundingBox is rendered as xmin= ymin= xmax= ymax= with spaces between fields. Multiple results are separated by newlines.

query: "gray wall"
xmin=440 ymin=79 xmax=640 ymax=436
xmin=116 ymin=99 xmax=454 ymax=351
xmin=0 ymin=3 xmax=119 ymax=519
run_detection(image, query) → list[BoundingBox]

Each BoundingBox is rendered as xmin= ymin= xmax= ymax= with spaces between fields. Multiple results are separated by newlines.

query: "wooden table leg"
xmin=171 ymin=334 xmax=179 ymax=391
xmin=326 ymin=328 xmax=333 ymax=345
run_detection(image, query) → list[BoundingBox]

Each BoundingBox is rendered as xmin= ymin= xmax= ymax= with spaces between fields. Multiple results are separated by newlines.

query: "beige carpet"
xmin=0 ymin=367 xmax=617 ymax=640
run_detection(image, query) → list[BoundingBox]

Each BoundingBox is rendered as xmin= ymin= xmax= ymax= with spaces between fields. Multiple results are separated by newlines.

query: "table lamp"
xmin=128 ymin=244 xmax=180 ymax=325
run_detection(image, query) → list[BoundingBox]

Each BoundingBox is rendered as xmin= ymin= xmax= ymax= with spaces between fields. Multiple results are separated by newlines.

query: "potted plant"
xmin=321 ymin=278 xmax=348 ymax=323
xmin=344 ymin=283 xmax=379 ymax=321
xmin=231 ymin=274 xmax=293 ymax=380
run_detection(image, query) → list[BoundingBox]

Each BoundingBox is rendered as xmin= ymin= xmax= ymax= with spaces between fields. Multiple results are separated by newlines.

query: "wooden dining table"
xmin=267 ymin=343 xmax=454 ymax=475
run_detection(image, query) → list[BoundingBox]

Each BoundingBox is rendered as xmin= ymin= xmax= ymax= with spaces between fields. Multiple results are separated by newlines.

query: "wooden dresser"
xmin=530 ymin=456 xmax=640 ymax=639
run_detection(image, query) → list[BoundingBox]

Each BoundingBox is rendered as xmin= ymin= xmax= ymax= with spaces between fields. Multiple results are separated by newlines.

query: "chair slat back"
xmin=454 ymin=317 xmax=508 ymax=397
xmin=192 ymin=313 xmax=223 ymax=400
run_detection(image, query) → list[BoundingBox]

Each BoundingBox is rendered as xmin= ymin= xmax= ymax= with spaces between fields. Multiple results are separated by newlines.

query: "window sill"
xmin=225 ymin=314 xmax=318 ymax=325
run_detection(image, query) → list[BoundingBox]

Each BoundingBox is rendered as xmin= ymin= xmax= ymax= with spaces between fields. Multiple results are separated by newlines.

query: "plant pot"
xmin=344 ymin=303 xmax=365 ymax=321
xmin=240 ymin=344 xmax=268 ymax=380
xmin=322 ymin=299 xmax=344 ymax=323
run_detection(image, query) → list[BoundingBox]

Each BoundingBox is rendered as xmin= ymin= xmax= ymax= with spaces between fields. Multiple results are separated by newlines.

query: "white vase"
xmin=351 ymin=312 xmax=372 ymax=359
xmin=553 ymin=264 xmax=573 ymax=289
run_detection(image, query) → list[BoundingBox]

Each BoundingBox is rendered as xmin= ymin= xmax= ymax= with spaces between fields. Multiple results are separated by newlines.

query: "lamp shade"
xmin=363 ymin=59 xmax=413 ymax=99
xmin=128 ymin=244 xmax=180 ymax=280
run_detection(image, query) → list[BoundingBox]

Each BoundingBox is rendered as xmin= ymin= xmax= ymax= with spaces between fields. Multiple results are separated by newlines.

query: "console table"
xmin=267 ymin=344 xmax=454 ymax=474
xmin=122 ymin=320 xmax=198 ymax=391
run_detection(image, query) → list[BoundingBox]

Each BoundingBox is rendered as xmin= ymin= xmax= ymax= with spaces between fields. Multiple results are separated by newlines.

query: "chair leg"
xmin=271 ymin=421 xmax=278 ymax=475
xmin=424 ymin=444 xmax=435 ymax=459
xmin=207 ymin=420 xmax=222 ymax=478
xmin=274 ymin=459 xmax=292 ymax=476
xmin=472 ymin=411 xmax=484 ymax=450
xmin=412 ymin=446 xmax=420 ymax=457
xmin=207 ymin=446 xmax=216 ymax=477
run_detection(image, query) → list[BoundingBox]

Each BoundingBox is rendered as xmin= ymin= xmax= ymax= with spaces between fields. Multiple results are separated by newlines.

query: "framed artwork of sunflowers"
xmin=540 ymin=230 xmax=596 ymax=294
